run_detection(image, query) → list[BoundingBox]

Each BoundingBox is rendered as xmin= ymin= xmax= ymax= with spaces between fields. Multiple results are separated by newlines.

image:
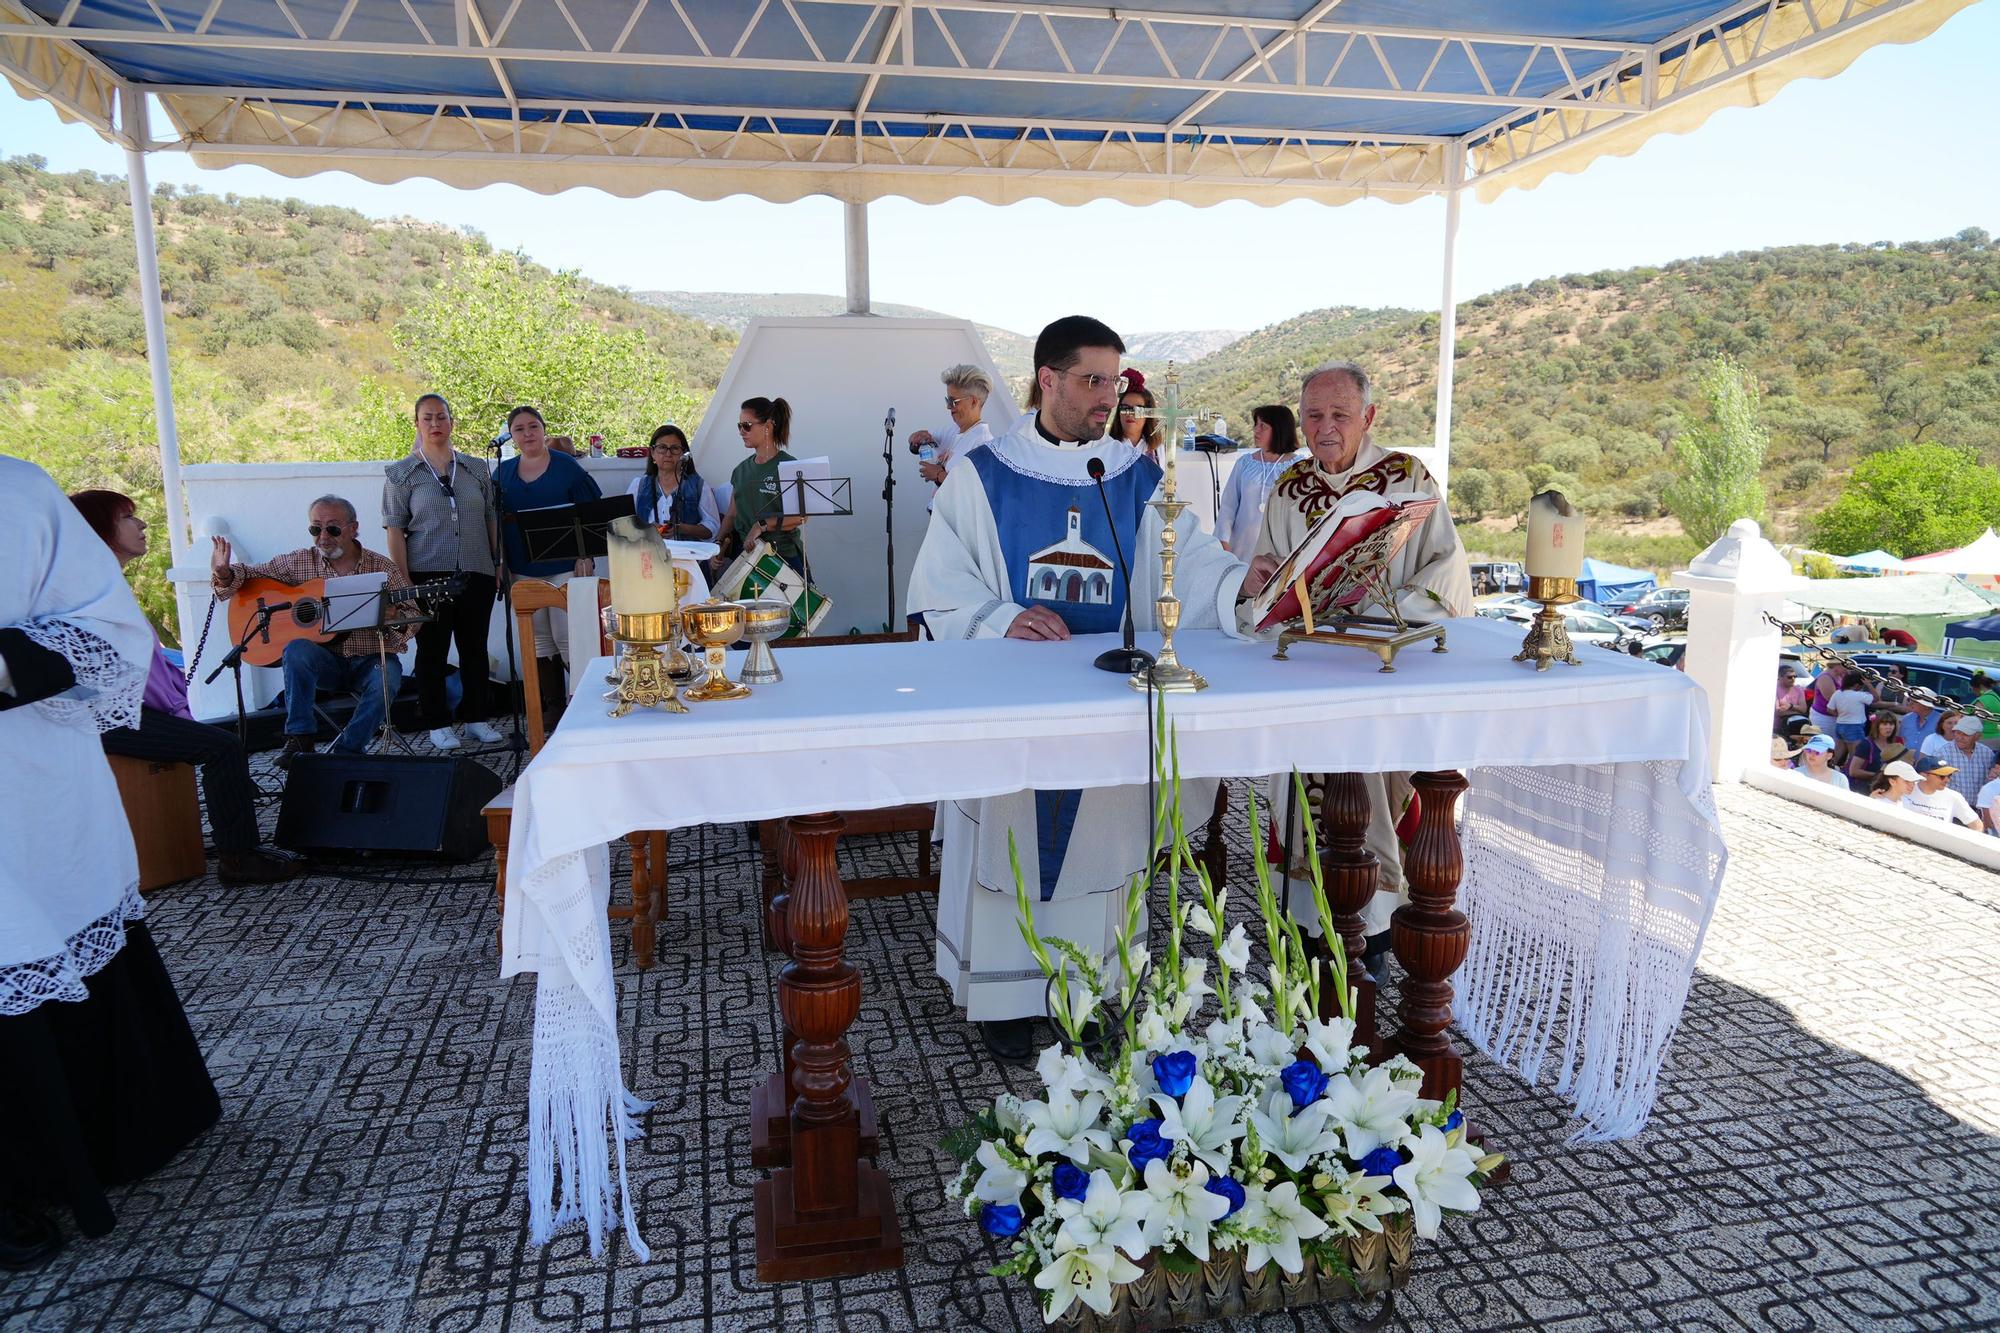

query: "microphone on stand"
xmin=1086 ymin=456 xmax=1155 ymax=675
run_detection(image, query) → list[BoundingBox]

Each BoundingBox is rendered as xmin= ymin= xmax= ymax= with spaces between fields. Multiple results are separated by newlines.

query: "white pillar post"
xmin=1430 ymin=142 xmax=1464 ymax=489
xmin=120 ymin=88 xmax=189 ymax=567
xmin=1674 ymin=519 xmax=1808 ymax=783
xmin=843 ymin=199 xmax=871 ymax=315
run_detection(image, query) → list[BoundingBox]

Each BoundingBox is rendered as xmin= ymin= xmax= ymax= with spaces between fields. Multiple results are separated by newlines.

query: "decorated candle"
xmin=1525 ymin=490 xmax=1586 ymax=580
xmin=606 ymin=515 xmax=674 ymax=615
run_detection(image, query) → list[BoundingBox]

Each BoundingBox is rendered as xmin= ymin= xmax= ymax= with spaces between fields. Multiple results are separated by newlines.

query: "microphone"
xmin=886 ymin=407 xmax=896 ymax=431
xmin=258 ymin=601 xmax=294 ymax=614
xmin=1086 ymin=456 xmax=1155 ymax=675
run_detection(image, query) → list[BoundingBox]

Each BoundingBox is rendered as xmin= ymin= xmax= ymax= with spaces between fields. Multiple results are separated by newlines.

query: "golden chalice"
xmin=736 ymin=598 xmax=791 ymax=685
xmin=683 ymin=598 xmax=751 ymax=702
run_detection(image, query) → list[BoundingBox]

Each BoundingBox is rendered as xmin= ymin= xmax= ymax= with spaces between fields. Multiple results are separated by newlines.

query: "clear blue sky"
xmin=2 ymin=3 xmax=1995 ymax=337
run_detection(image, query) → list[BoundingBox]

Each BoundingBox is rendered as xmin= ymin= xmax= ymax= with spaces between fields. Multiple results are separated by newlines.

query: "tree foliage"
xmin=1662 ymin=357 xmax=1768 ymax=548
xmin=1808 ymin=443 xmax=2000 ymax=558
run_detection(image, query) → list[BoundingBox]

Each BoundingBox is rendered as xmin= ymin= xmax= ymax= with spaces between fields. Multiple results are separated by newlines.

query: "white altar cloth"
xmin=501 ymin=615 xmax=1728 ymax=1255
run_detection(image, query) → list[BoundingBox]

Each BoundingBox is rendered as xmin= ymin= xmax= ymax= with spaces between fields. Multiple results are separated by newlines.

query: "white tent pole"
xmin=120 ymin=87 xmax=189 ymax=566
xmin=843 ymin=199 xmax=870 ymax=315
xmin=1430 ymin=142 xmax=1463 ymax=490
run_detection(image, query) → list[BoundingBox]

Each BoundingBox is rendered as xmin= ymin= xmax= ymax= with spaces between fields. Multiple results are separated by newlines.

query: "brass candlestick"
xmin=606 ymin=610 xmax=689 ymax=716
xmin=683 ymin=598 xmax=751 ymax=702
xmin=1129 ymin=363 xmax=1207 ymax=693
xmin=1513 ymin=575 xmax=1582 ymax=671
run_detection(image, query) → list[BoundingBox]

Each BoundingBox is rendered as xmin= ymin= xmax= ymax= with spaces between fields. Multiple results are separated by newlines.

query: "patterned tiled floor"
xmin=4 ymin=770 xmax=1998 ymax=1332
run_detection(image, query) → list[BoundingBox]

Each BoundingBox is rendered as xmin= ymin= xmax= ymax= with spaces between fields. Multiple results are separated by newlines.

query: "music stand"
xmin=313 ymin=573 xmax=423 ymax=756
xmin=510 ymin=494 xmax=639 ymax=566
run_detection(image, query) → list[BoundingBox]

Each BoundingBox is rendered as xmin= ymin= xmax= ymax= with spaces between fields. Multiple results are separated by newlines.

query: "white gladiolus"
xmin=1217 ymin=924 xmax=1252 ymax=973
xmin=1186 ymin=903 xmax=1217 ymax=937
xmin=1036 ymin=1045 xmax=1112 ymax=1100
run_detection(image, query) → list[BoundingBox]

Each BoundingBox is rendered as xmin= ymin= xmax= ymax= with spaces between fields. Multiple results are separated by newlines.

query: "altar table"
xmin=500 ymin=615 xmax=1727 ymax=1270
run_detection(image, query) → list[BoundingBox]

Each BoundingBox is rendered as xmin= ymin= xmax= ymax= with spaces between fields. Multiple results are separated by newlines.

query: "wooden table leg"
xmin=1317 ymin=773 xmax=1379 ymax=1052
xmin=1388 ymin=770 xmax=1469 ymax=1105
xmin=1197 ymin=780 xmax=1229 ymax=892
xmin=752 ymin=817 xmax=880 ymax=1169
xmin=759 ymin=818 xmax=788 ymax=954
xmin=754 ymin=811 xmax=903 ymax=1281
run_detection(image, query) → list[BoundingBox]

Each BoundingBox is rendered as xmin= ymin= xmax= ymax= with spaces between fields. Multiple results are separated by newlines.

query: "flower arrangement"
xmin=945 ymin=731 xmax=1502 ymax=1328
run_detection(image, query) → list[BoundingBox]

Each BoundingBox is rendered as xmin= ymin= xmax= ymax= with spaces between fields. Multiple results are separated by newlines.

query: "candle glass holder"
xmin=606 ymin=610 xmax=689 ymax=716
xmin=683 ymin=599 xmax=752 ymax=702
xmin=662 ymin=566 xmax=697 ymax=684
xmin=1512 ymin=575 xmax=1582 ymax=671
xmin=736 ymin=598 xmax=791 ymax=685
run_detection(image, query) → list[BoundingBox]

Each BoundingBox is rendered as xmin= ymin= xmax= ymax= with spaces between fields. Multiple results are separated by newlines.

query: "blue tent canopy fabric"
xmin=1577 ymin=557 xmax=1655 ymax=607
xmin=0 ymin=0 xmax=1974 ymax=205
xmin=1945 ymin=615 xmax=2000 ymax=645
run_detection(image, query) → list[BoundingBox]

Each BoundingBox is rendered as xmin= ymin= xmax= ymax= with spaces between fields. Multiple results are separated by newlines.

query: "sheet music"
xmin=777 ymin=456 xmax=843 ymax=516
xmin=320 ymin=571 xmax=389 ymax=632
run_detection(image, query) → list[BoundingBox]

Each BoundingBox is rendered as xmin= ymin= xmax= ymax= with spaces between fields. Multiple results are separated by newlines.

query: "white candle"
xmin=1525 ymin=490 xmax=1585 ymax=580
xmin=607 ymin=516 xmax=674 ymax=615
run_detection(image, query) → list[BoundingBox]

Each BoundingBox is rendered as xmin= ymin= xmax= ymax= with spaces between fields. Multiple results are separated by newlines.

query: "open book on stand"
xmin=1248 ymin=491 xmax=1448 ymax=672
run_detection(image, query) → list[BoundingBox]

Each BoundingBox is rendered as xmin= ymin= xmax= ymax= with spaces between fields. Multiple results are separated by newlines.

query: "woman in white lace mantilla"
xmin=0 ymin=455 xmax=220 ymax=1254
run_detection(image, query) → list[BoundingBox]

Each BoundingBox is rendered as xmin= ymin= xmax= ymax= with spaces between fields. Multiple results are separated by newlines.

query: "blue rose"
xmin=1444 ymin=1110 xmax=1464 ymax=1133
xmin=1357 ymin=1146 xmax=1402 ymax=1179
xmin=1281 ymin=1059 xmax=1330 ymax=1112
xmin=1152 ymin=1050 xmax=1199 ymax=1099
xmin=981 ymin=1202 xmax=1024 ymax=1238
xmin=1204 ymin=1174 xmax=1247 ymax=1217
xmin=1126 ymin=1117 xmax=1170 ymax=1174
xmin=1051 ymin=1161 xmax=1090 ymax=1203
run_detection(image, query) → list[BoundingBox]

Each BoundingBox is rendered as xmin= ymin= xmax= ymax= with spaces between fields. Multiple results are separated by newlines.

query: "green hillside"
xmin=1184 ymin=234 xmax=2000 ymax=568
xmin=0 ymin=154 xmax=735 ymax=635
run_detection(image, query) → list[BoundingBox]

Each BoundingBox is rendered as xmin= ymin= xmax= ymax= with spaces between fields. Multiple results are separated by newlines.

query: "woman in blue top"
xmin=1216 ymin=403 xmax=1300 ymax=554
xmin=494 ymin=404 xmax=602 ymax=700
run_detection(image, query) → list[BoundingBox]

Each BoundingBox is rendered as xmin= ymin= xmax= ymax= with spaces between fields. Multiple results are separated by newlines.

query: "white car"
xmin=1500 ymin=603 xmax=1637 ymax=650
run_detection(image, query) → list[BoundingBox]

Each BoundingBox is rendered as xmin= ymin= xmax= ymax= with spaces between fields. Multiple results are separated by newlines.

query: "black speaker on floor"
xmin=276 ymin=753 xmax=504 ymax=862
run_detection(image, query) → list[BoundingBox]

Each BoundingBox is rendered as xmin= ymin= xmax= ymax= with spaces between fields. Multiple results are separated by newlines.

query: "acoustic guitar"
xmin=226 ymin=575 xmax=462 ymax=668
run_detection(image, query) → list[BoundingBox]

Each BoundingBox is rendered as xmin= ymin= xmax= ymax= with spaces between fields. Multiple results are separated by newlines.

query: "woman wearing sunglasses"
xmin=382 ymin=392 xmax=504 ymax=752
xmin=717 ymin=396 xmax=808 ymax=574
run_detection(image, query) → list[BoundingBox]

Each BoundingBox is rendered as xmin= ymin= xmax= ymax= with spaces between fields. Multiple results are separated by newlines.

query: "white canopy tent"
xmin=1904 ymin=528 xmax=2000 ymax=577
xmin=0 ymin=0 xmax=1974 ymax=585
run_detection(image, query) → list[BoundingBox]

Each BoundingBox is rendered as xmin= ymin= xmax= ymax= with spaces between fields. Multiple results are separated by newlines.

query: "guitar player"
xmin=209 ymin=495 xmax=414 ymax=768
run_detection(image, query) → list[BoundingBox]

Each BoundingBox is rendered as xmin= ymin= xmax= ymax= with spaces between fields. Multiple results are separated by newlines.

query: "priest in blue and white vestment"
xmin=908 ymin=316 xmax=1249 ymax=1060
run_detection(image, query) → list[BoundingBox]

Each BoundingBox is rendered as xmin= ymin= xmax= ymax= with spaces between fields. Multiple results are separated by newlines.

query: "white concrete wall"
xmin=692 ymin=317 xmax=1019 ymax=635
xmin=172 ymin=455 xmax=642 ymax=722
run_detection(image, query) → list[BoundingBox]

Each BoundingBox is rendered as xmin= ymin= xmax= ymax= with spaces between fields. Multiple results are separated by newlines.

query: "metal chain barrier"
xmin=1762 ymin=612 xmax=2000 ymax=724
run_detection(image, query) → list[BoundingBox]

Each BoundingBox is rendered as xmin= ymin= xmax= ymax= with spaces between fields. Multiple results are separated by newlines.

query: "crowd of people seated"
xmin=1774 ymin=657 xmax=1999 ymax=833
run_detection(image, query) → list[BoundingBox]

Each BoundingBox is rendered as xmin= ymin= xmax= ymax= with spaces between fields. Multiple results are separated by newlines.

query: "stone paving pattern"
xmin=3 ymin=771 xmax=1998 ymax=1332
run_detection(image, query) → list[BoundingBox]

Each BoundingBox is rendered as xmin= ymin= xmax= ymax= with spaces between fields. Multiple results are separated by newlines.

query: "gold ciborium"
xmin=605 ymin=610 xmax=689 ymax=717
xmin=736 ymin=598 xmax=791 ymax=685
xmin=683 ymin=598 xmax=751 ymax=702
xmin=1512 ymin=575 xmax=1582 ymax=672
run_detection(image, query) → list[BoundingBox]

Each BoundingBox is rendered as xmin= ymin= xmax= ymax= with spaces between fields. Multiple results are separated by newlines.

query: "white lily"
xmin=994 ymin=1092 xmax=1030 ymax=1137
xmin=1217 ymin=923 xmax=1252 ymax=973
xmin=1150 ymin=1076 xmax=1247 ymax=1175
xmin=1245 ymin=1024 xmax=1297 ymax=1072
xmin=1033 ymin=1240 xmax=1142 ymax=1322
xmin=1246 ymin=1089 xmax=1343 ymax=1173
xmin=1036 ymin=1045 xmax=1111 ymax=1100
xmin=1301 ymin=1016 xmax=1355 ymax=1072
xmin=1054 ymin=1168 xmax=1150 ymax=1259
xmin=1318 ymin=1163 xmax=1403 ymax=1236
xmin=1321 ymin=1065 xmax=1419 ymax=1160
xmin=973 ymin=1140 xmax=1027 ymax=1208
xmin=1241 ymin=1181 xmax=1329 ymax=1275
xmin=1022 ymin=1089 xmax=1115 ymax=1165
xmin=1139 ymin=1157 xmax=1232 ymax=1260
xmin=1392 ymin=1123 xmax=1482 ymax=1239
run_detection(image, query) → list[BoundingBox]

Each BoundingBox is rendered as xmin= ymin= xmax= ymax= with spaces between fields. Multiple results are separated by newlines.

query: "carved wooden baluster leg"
xmin=624 ymin=832 xmax=656 ymax=971
xmin=759 ymin=818 xmax=788 ymax=954
xmin=1198 ymin=780 xmax=1229 ymax=891
xmin=1389 ymin=770 xmax=1470 ymax=1105
xmin=1317 ymin=773 xmax=1379 ymax=1051
xmin=754 ymin=811 xmax=904 ymax=1281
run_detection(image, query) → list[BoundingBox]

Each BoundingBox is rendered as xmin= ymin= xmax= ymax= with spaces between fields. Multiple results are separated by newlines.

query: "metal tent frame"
xmin=0 ymin=0 xmax=1974 ymax=564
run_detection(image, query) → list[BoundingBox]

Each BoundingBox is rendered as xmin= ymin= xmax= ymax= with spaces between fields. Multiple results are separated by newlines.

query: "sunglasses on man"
xmin=309 ymin=523 xmax=345 ymax=537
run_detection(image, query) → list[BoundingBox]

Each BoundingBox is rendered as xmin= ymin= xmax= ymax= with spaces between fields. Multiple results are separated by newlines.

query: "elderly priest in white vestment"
xmin=1238 ymin=361 xmax=1474 ymax=975
xmin=909 ymin=315 xmax=1249 ymax=1061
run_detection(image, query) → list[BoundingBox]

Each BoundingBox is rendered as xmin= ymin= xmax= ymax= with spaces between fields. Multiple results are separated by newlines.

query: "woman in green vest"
xmin=720 ymin=396 xmax=807 ymax=574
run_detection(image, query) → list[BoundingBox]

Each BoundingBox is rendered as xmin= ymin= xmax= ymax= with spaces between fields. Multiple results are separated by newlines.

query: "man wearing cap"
xmin=1897 ymin=696 xmax=1942 ymax=752
xmin=1901 ymin=756 xmax=1981 ymax=828
xmin=1793 ymin=733 xmax=1850 ymax=791
xmin=1920 ymin=715 xmax=1995 ymax=809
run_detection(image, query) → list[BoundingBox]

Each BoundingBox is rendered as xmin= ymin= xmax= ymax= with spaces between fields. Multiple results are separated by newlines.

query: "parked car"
xmin=1475 ymin=593 xmax=1541 ymax=620
xmin=1469 ymin=561 xmax=1526 ymax=596
xmin=1843 ymin=652 xmax=1985 ymax=707
xmin=1616 ymin=586 xmax=1691 ymax=631
xmin=1637 ymin=636 xmax=1686 ymax=670
xmin=1500 ymin=603 xmax=1639 ymax=650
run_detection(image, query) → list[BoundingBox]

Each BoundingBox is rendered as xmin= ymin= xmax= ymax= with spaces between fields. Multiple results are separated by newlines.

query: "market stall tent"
xmin=1578 ymin=556 xmax=1655 ymax=606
